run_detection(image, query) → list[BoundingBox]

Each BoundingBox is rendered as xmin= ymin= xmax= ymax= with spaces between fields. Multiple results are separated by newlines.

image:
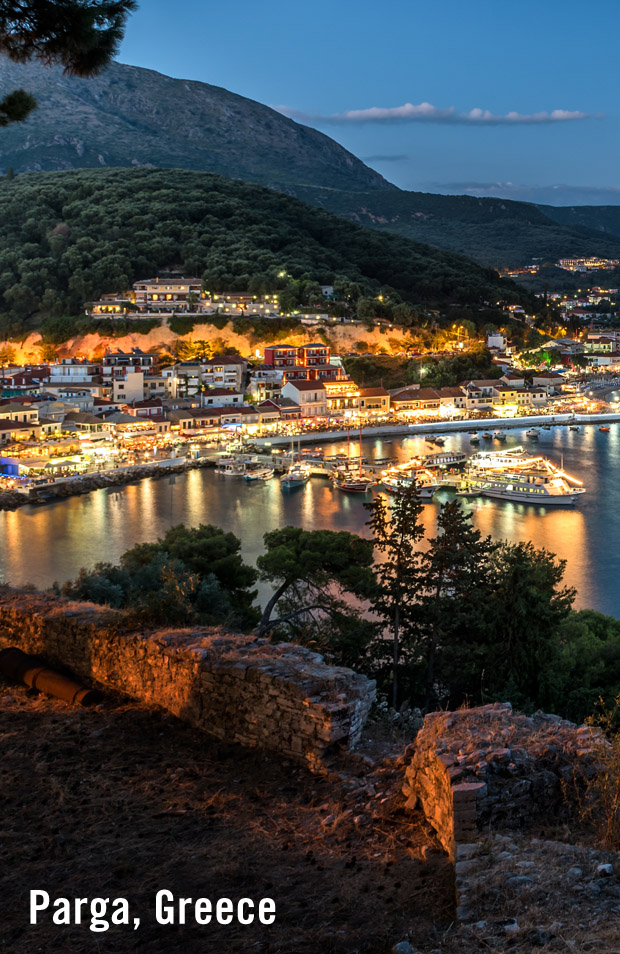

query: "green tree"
xmin=365 ymin=482 xmax=425 ymax=709
xmin=61 ymin=524 xmax=259 ymax=630
xmin=417 ymin=500 xmax=497 ymax=708
xmin=483 ymin=541 xmax=576 ymax=707
xmin=256 ymin=527 xmax=375 ymax=644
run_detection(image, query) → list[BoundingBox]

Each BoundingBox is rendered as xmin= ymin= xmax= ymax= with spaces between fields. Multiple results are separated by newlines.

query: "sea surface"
xmin=1 ymin=424 xmax=619 ymax=615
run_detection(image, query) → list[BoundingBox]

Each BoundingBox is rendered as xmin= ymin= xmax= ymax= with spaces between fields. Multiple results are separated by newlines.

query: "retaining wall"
xmin=0 ymin=588 xmax=375 ymax=770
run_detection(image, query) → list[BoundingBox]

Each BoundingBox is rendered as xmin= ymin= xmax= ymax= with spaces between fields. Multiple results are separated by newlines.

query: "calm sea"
xmin=1 ymin=424 xmax=618 ymax=615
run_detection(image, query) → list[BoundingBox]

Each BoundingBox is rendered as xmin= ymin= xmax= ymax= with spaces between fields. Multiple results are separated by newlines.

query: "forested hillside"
xmin=292 ymin=186 xmax=620 ymax=269
xmin=0 ymin=168 xmax=531 ymax=336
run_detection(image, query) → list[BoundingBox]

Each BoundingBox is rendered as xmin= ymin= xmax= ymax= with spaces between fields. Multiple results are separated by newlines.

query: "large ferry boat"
xmin=462 ymin=447 xmax=585 ymax=505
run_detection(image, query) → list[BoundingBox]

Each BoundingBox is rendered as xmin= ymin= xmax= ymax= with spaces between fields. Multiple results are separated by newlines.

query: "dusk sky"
xmin=119 ymin=0 xmax=620 ymax=206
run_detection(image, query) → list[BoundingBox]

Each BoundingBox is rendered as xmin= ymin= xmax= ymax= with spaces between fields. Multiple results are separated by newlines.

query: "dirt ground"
xmin=0 ymin=680 xmax=454 ymax=954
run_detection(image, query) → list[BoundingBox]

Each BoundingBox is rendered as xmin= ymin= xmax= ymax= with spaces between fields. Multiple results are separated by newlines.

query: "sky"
xmin=118 ymin=0 xmax=620 ymax=206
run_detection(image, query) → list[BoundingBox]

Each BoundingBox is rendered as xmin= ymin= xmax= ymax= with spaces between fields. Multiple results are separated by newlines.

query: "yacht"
xmin=464 ymin=449 xmax=585 ymax=505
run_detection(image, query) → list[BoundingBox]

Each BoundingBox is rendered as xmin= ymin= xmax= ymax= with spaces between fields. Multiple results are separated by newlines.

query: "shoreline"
xmin=2 ymin=410 xmax=619 ymax=512
xmin=255 ymin=410 xmax=620 ymax=447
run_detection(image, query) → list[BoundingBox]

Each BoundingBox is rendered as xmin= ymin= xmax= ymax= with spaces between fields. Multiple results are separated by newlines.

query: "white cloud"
xmin=274 ymin=101 xmax=592 ymax=126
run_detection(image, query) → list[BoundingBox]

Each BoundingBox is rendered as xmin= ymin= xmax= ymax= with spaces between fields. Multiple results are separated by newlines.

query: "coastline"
xmin=2 ymin=410 xmax=619 ymax=512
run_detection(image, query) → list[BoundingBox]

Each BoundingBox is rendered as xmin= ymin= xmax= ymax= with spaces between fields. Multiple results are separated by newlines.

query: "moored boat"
xmin=244 ymin=467 xmax=275 ymax=481
xmin=526 ymin=428 xmax=540 ymax=439
xmin=600 ymin=426 xmax=611 ymax=432
xmin=280 ymin=462 xmax=311 ymax=488
xmin=331 ymin=469 xmax=374 ymax=493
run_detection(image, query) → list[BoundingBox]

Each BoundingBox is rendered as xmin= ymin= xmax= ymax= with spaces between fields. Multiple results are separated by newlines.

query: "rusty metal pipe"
xmin=0 ymin=647 xmax=100 ymax=706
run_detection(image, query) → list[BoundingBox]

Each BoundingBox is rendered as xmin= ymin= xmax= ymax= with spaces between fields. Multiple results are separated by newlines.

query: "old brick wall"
xmin=0 ymin=588 xmax=375 ymax=769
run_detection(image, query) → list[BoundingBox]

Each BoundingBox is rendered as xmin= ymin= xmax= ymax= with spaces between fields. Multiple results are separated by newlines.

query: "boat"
xmin=280 ymin=461 xmax=311 ymax=488
xmin=481 ymin=431 xmax=493 ymax=440
xmin=464 ymin=449 xmax=585 ymax=505
xmin=469 ymin=434 xmax=480 ymax=445
xmin=215 ymin=459 xmax=247 ymax=476
xmin=433 ymin=436 xmax=446 ymax=446
xmin=569 ymin=424 xmax=580 ymax=431
xmin=600 ymin=426 xmax=611 ymax=432
xmin=381 ymin=470 xmax=438 ymax=499
xmin=494 ymin=430 xmax=507 ymax=442
xmin=331 ymin=469 xmax=374 ymax=493
xmin=526 ymin=428 xmax=540 ymax=439
xmin=244 ymin=467 xmax=274 ymax=481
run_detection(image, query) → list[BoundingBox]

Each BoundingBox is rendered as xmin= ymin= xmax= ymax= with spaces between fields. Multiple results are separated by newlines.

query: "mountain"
xmin=1 ymin=56 xmax=618 ymax=270
xmin=0 ymin=167 xmax=530 ymax=335
xmin=538 ymin=204 xmax=620 ymax=242
xmin=0 ymin=56 xmax=393 ymax=193
xmin=291 ymin=187 xmax=620 ymax=269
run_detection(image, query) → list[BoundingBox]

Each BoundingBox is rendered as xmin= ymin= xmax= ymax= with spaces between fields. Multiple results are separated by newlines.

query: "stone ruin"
xmin=0 ymin=587 xmax=376 ymax=770
xmin=403 ymin=702 xmax=603 ymax=861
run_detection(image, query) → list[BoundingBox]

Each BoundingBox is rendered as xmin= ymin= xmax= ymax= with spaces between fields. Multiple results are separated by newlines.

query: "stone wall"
xmin=0 ymin=588 xmax=375 ymax=769
xmin=403 ymin=703 xmax=603 ymax=862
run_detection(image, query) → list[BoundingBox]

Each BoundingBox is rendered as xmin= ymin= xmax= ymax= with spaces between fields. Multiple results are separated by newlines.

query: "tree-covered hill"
xmin=291 ymin=186 xmax=620 ymax=269
xmin=0 ymin=168 xmax=531 ymax=335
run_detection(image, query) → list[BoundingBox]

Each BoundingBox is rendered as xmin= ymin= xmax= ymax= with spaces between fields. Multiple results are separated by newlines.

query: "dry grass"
xmin=0 ymin=679 xmax=453 ymax=954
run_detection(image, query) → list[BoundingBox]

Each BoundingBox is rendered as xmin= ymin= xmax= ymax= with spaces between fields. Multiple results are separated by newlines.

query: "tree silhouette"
xmin=0 ymin=0 xmax=137 ymax=125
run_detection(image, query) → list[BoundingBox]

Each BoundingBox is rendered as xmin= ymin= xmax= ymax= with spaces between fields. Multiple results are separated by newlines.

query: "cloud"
xmin=362 ymin=153 xmax=410 ymax=162
xmin=275 ymin=102 xmax=592 ymax=126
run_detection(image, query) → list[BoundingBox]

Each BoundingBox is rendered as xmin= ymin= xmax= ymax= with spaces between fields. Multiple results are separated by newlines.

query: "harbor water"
xmin=1 ymin=423 xmax=619 ymax=616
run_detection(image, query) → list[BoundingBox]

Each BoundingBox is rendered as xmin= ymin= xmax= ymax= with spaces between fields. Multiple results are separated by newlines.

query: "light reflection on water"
xmin=1 ymin=424 xmax=619 ymax=615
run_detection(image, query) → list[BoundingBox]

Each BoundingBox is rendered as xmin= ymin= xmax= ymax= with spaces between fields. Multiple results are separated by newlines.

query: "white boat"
xmin=494 ymin=430 xmax=507 ymax=442
xmin=526 ymin=428 xmax=540 ymax=439
xmin=481 ymin=431 xmax=493 ymax=440
xmin=331 ymin=469 xmax=374 ymax=493
xmin=469 ymin=434 xmax=481 ymax=445
xmin=280 ymin=462 xmax=311 ymax=488
xmin=464 ymin=452 xmax=585 ymax=505
xmin=381 ymin=467 xmax=438 ymax=500
xmin=244 ymin=467 xmax=274 ymax=481
xmin=215 ymin=460 xmax=247 ymax=476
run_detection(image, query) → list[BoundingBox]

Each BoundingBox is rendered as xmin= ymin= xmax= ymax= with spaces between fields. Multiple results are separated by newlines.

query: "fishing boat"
xmin=526 ymin=428 xmax=540 ymax=439
xmin=381 ymin=469 xmax=438 ymax=499
xmin=494 ymin=430 xmax=507 ymax=442
xmin=481 ymin=431 xmax=493 ymax=440
xmin=469 ymin=434 xmax=480 ymax=445
xmin=215 ymin=460 xmax=247 ymax=477
xmin=332 ymin=421 xmax=373 ymax=493
xmin=280 ymin=461 xmax=311 ymax=488
xmin=244 ymin=467 xmax=275 ymax=481
xmin=331 ymin=469 xmax=374 ymax=493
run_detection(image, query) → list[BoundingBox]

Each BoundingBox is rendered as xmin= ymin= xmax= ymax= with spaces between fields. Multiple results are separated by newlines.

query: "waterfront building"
xmin=281 ymin=380 xmax=328 ymax=418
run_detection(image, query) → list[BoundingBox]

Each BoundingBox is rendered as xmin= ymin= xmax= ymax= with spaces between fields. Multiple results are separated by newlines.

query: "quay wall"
xmin=254 ymin=411 xmax=620 ymax=447
xmin=0 ymin=588 xmax=376 ymax=770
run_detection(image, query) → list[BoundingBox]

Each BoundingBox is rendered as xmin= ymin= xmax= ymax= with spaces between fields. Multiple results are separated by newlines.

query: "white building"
xmin=281 ymin=380 xmax=328 ymax=418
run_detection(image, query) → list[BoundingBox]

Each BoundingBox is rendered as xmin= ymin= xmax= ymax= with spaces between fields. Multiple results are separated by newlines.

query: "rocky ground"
xmin=0 ymin=679 xmax=452 ymax=954
xmin=2 ymin=678 xmax=620 ymax=954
